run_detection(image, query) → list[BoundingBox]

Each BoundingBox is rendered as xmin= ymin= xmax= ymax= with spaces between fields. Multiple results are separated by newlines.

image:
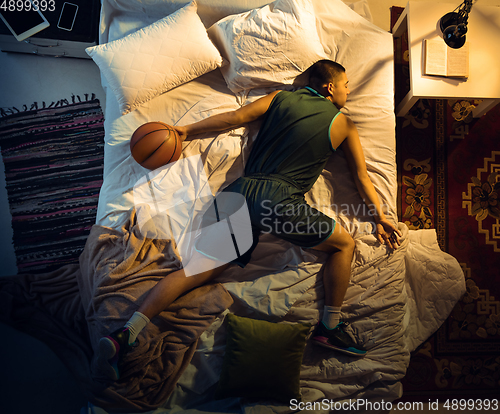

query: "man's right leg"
xmin=309 ymin=222 xmax=366 ymax=356
xmin=311 ymin=222 xmax=355 ymax=309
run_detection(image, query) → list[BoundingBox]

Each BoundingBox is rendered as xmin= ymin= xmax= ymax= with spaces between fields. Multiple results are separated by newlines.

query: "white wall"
xmin=369 ymin=0 xmax=500 ymax=31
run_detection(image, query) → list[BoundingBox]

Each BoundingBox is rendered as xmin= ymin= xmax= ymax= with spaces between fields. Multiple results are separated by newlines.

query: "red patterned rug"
xmin=392 ymin=7 xmax=500 ymax=400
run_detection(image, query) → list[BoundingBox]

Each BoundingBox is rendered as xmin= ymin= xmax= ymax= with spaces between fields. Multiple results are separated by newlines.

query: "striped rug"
xmin=0 ymin=95 xmax=104 ymax=274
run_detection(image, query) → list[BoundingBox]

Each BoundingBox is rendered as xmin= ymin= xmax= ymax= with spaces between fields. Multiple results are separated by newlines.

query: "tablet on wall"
xmin=0 ymin=0 xmax=50 ymax=41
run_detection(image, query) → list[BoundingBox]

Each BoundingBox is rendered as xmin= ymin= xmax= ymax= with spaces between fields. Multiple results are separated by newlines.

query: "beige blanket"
xmin=0 ymin=209 xmax=233 ymax=412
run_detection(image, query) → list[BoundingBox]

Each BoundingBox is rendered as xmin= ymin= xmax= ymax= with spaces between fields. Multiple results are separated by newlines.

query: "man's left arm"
xmin=174 ymin=91 xmax=281 ymax=142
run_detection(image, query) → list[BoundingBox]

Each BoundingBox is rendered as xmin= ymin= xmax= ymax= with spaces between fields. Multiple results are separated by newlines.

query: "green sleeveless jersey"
xmin=245 ymin=87 xmax=341 ymax=194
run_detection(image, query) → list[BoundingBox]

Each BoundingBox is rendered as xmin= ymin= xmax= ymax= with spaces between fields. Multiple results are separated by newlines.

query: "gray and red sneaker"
xmin=311 ymin=322 xmax=366 ymax=357
xmin=97 ymin=327 xmax=138 ymax=381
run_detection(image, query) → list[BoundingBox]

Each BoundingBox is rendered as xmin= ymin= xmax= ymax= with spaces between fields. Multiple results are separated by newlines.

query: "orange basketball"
xmin=130 ymin=122 xmax=182 ymax=170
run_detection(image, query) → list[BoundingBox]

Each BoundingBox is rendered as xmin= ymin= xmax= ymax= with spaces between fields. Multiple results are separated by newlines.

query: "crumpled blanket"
xmin=0 ymin=209 xmax=233 ymax=412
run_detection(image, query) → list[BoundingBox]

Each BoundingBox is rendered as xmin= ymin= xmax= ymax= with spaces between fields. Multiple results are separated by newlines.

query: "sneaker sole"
xmin=312 ymin=336 xmax=367 ymax=357
xmin=97 ymin=337 xmax=120 ymax=381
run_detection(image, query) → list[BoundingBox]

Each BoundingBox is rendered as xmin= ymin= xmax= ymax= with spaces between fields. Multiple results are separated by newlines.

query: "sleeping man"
xmin=97 ymin=59 xmax=402 ymax=381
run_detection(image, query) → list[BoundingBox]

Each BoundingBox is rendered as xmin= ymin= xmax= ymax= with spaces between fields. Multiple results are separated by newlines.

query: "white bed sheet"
xmin=91 ymin=0 xmax=465 ymax=411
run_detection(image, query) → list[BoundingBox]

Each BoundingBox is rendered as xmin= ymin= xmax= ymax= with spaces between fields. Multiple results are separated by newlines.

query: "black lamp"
xmin=439 ymin=0 xmax=474 ymax=49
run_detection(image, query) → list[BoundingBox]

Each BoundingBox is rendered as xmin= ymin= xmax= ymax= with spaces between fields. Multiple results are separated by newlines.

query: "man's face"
xmin=328 ymin=72 xmax=350 ymax=108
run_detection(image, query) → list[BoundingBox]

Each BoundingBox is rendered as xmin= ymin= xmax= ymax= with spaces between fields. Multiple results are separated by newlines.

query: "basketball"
xmin=130 ymin=122 xmax=182 ymax=170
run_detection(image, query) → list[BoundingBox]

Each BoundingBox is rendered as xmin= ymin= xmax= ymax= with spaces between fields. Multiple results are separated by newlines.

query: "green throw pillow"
xmin=215 ymin=313 xmax=311 ymax=403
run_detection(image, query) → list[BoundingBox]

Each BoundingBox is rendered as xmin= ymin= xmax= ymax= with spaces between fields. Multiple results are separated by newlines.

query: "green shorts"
xmin=195 ymin=174 xmax=336 ymax=267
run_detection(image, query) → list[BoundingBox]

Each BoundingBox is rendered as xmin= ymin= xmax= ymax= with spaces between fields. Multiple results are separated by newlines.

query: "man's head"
xmin=308 ymin=60 xmax=350 ymax=108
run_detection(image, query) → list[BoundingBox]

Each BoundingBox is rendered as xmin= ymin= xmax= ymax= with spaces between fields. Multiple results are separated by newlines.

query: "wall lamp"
xmin=439 ymin=0 xmax=474 ymax=48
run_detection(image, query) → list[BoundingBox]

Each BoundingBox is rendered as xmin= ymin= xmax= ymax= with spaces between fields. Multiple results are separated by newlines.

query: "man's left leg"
xmin=98 ymin=251 xmax=231 ymax=380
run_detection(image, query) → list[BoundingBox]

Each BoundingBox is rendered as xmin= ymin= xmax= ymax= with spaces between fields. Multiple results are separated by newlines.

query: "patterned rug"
xmin=392 ymin=7 xmax=500 ymax=399
xmin=0 ymin=96 xmax=105 ymax=274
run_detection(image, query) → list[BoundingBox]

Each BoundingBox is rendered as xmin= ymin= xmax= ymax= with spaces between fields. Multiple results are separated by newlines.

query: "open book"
xmin=424 ymin=39 xmax=469 ymax=78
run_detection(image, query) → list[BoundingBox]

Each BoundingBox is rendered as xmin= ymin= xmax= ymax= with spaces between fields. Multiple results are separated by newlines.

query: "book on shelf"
xmin=423 ymin=38 xmax=469 ymax=78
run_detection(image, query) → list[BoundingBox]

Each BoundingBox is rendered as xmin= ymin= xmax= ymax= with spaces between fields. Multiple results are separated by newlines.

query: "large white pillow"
xmin=207 ymin=0 xmax=329 ymax=95
xmin=86 ymin=2 xmax=223 ymax=115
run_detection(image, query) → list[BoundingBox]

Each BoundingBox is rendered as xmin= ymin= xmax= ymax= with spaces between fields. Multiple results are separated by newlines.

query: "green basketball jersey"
xmin=245 ymin=87 xmax=341 ymax=194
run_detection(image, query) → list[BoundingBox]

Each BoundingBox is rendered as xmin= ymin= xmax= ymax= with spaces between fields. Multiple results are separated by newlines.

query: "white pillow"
xmin=86 ymin=2 xmax=223 ymax=115
xmin=207 ymin=0 xmax=329 ymax=94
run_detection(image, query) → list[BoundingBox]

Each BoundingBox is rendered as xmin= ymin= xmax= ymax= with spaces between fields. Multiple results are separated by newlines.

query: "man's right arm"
xmin=331 ymin=113 xmax=401 ymax=249
xmin=175 ymin=90 xmax=281 ymax=142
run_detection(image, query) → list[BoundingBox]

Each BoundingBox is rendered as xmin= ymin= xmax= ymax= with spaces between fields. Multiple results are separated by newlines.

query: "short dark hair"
xmin=307 ymin=60 xmax=346 ymax=90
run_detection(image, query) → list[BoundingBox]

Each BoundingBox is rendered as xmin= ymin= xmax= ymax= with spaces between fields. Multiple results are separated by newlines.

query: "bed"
xmin=73 ymin=0 xmax=465 ymax=412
